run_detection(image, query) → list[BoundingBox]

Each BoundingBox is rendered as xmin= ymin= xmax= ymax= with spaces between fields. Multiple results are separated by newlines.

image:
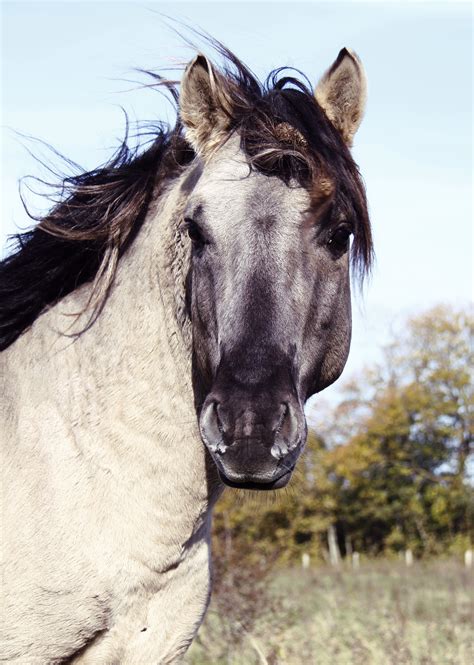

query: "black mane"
xmin=0 ymin=42 xmax=372 ymax=351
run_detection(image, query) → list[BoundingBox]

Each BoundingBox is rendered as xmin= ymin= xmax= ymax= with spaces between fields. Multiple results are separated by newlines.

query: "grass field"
xmin=186 ymin=559 xmax=473 ymax=665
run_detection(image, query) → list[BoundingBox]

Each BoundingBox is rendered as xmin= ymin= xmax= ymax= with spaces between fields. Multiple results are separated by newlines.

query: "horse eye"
xmin=328 ymin=226 xmax=351 ymax=252
xmin=184 ymin=219 xmax=206 ymax=246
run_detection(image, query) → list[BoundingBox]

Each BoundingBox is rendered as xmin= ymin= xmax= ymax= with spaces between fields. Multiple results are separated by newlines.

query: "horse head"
xmin=178 ymin=50 xmax=372 ymax=490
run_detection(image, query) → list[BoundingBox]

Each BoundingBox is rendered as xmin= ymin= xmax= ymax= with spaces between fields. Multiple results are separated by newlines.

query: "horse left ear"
xmin=180 ymin=54 xmax=233 ymax=155
xmin=315 ymin=48 xmax=367 ymax=146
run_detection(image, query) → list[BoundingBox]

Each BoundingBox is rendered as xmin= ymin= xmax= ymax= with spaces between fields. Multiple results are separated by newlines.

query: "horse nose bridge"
xmin=215 ymin=344 xmax=298 ymax=392
xmin=219 ymin=262 xmax=288 ymax=351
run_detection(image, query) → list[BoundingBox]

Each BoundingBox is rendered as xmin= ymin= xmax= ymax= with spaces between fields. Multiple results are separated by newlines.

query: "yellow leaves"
xmin=326 ymin=435 xmax=383 ymax=483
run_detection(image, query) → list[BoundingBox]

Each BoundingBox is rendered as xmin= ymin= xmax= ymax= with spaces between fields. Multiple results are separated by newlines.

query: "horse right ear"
xmin=180 ymin=55 xmax=233 ymax=155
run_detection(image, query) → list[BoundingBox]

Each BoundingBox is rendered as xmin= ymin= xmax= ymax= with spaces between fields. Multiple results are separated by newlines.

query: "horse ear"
xmin=180 ymin=54 xmax=232 ymax=155
xmin=315 ymin=48 xmax=367 ymax=146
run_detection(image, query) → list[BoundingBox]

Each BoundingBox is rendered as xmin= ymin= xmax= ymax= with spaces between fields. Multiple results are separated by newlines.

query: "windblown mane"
xmin=0 ymin=40 xmax=372 ymax=351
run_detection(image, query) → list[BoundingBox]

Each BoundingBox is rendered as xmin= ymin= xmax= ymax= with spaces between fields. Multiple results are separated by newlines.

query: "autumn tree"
xmin=323 ymin=305 xmax=473 ymax=555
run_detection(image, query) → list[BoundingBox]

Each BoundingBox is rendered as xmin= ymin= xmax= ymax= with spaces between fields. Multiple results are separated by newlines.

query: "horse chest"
xmin=63 ymin=471 xmax=212 ymax=664
xmin=69 ymin=538 xmax=212 ymax=664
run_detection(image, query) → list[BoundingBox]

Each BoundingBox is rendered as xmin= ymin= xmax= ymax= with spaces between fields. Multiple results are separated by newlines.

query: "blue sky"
xmin=1 ymin=1 xmax=472 ymax=401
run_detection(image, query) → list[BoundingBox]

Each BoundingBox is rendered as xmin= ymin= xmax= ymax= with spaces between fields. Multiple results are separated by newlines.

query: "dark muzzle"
xmin=199 ymin=364 xmax=306 ymax=489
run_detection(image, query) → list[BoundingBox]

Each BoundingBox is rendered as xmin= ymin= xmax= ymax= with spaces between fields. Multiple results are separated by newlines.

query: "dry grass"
xmin=185 ymin=559 xmax=473 ymax=665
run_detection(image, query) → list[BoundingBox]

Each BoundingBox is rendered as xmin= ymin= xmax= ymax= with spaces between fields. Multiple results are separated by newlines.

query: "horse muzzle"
xmin=199 ymin=394 xmax=306 ymax=490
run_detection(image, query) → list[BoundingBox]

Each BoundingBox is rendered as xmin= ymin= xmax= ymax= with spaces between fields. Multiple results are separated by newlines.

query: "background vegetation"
xmin=187 ymin=305 xmax=473 ymax=664
xmin=187 ymin=560 xmax=472 ymax=665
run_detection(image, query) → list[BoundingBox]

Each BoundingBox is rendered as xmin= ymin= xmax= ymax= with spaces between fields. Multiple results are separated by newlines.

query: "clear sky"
xmin=1 ymin=1 xmax=472 ymax=401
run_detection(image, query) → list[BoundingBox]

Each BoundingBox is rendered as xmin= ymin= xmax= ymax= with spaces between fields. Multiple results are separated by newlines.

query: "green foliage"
xmin=211 ymin=305 xmax=473 ymax=565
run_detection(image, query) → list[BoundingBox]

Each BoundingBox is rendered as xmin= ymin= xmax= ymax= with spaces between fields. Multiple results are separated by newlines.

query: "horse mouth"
xmin=217 ymin=465 xmax=295 ymax=491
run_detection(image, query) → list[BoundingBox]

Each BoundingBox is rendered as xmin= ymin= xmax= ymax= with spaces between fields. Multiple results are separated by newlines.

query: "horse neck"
xmin=45 ymin=167 xmax=219 ymax=511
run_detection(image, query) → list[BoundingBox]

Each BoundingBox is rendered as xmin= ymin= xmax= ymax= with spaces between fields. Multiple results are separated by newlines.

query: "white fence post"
xmin=405 ymin=549 xmax=413 ymax=567
xmin=345 ymin=536 xmax=353 ymax=558
xmin=328 ymin=524 xmax=341 ymax=567
xmin=465 ymin=549 xmax=473 ymax=568
xmin=302 ymin=552 xmax=310 ymax=569
xmin=352 ymin=552 xmax=360 ymax=569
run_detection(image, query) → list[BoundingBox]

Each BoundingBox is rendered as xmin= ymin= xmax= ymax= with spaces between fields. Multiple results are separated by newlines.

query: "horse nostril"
xmin=200 ymin=399 xmax=227 ymax=454
xmin=271 ymin=402 xmax=301 ymax=460
xmin=215 ymin=402 xmax=225 ymax=436
xmin=272 ymin=403 xmax=288 ymax=434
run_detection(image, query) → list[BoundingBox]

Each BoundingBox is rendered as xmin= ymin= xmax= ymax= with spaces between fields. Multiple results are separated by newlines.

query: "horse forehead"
xmin=195 ymin=144 xmax=311 ymax=224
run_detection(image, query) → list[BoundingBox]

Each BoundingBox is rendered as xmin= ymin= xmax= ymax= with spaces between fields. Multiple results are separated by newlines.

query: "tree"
xmin=320 ymin=305 xmax=473 ymax=555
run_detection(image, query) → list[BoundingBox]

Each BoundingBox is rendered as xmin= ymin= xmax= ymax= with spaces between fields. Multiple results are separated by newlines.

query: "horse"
xmin=0 ymin=41 xmax=372 ymax=663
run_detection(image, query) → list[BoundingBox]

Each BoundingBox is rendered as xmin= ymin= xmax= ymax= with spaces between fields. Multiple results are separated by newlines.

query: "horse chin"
xmin=217 ymin=466 xmax=295 ymax=491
